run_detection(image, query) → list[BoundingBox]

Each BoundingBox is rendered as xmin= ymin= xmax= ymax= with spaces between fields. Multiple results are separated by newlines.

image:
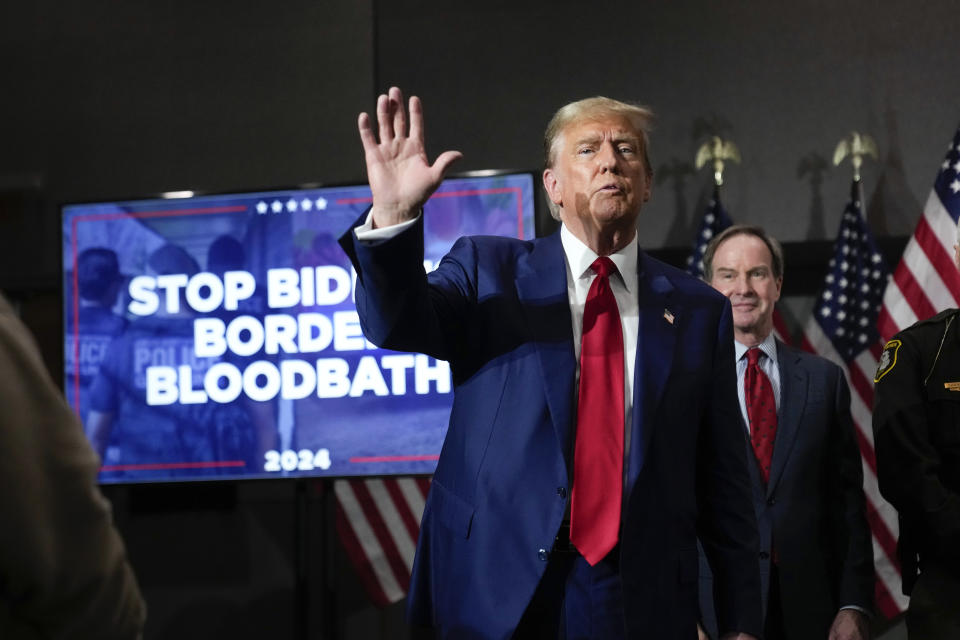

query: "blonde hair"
xmin=543 ymin=97 xmax=654 ymax=220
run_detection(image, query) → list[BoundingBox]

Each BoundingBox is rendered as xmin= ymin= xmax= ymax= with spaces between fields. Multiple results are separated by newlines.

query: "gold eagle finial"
xmin=833 ymin=132 xmax=878 ymax=181
xmin=695 ymin=136 xmax=741 ymax=186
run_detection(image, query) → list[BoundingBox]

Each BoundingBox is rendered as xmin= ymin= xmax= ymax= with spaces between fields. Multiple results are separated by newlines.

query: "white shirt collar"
xmin=735 ymin=332 xmax=778 ymax=364
xmin=559 ymin=223 xmax=638 ymax=289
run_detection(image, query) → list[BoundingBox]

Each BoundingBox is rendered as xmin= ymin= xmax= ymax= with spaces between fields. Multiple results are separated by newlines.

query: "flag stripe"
xmin=351 ymin=480 xmax=412 ymax=592
xmin=335 ymin=501 xmax=393 ymax=606
xmin=914 ymin=216 xmax=960 ymax=305
xmin=878 ymin=283 xmax=915 ymax=342
xmin=891 ymin=262 xmax=938 ymax=323
xmin=334 ymin=476 xmax=430 ymax=607
xmin=334 ymin=479 xmax=406 ymax=604
xmin=384 ymin=478 xmax=424 ymax=550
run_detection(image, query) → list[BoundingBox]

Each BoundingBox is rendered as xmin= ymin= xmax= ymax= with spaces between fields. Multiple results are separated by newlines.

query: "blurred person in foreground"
xmin=0 ymin=293 xmax=145 ymax=637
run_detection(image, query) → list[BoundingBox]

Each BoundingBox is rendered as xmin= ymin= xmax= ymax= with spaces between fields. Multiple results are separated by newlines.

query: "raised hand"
xmin=358 ymin=87 xmax=462 ymax=228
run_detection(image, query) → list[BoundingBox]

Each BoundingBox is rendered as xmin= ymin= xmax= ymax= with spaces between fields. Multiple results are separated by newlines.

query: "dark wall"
xmin=1 ymin=1 xmax=956 ymax=638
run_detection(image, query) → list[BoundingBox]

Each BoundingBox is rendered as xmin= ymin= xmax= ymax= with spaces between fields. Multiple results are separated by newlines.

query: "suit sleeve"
xmin=696 ymin=299 xmax=763 ymax=637
xmin=828 ymin=366 xmax=875 ymax=612
xmin=874 ymin=332 xmax=960 ymax=570
xmin=339 ymin=211 xmax=475 ymax=361
xmin=0 ymin=296 xmax=146 ymax=638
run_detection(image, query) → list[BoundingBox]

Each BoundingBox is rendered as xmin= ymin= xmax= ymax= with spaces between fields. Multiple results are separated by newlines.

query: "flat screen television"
xmin=62 ymin=171 xmax=537 ymax=484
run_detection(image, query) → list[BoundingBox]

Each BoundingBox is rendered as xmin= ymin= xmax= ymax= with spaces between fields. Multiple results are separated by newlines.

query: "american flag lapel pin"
xmin=663 ymin=308 xmax=675 ymax=325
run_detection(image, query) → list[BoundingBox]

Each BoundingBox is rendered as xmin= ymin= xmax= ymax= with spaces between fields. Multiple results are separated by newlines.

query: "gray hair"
xmin=543 ymin=97 xmax=654 ymax=220
xmin=702 ymin=224 xmax=785 ymax=283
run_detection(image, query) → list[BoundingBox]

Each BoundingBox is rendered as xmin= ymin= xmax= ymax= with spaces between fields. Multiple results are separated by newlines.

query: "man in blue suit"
xmin=698 ymin=226 xmax=875 ymax=640
xmin=339 ymin=87 xmax=762 ymax=639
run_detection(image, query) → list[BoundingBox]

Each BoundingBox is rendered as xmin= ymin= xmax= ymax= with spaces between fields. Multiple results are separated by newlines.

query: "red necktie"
xmin=745 ymin=348 xmax=777 ymax=483
xmin=570 ymin=257 xmax=625 ymax=566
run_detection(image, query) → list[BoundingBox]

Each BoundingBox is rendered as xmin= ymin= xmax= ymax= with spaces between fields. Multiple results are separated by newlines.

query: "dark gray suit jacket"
xmin=699 ymin=340 xmax=874 ymax=639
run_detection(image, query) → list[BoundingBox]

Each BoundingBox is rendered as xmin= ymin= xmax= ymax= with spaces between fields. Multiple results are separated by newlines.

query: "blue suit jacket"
xmin=340 ymin=216 xmax=762 ymax=639
xmin=698 ymin=341 xmax=875 ymax=639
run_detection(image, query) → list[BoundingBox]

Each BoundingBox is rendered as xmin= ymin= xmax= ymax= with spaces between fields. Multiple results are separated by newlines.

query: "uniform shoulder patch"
xmin=875 ymin=339 xmax=901 ymax=382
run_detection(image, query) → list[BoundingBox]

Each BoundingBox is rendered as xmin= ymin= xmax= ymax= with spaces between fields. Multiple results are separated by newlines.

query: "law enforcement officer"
xmin=873 ymin=229 xmax=960 ymax=639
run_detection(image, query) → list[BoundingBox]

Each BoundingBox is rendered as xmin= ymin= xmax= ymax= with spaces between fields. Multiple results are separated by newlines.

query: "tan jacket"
xmin=0 ymin=294 xmax=146 ymax=638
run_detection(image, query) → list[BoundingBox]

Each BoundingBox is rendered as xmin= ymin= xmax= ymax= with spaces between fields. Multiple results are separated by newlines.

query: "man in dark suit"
xmin=339 ymin=86 xmax=761 ymax=639
xmin=698 ymin=225 xmax=875 ymax=640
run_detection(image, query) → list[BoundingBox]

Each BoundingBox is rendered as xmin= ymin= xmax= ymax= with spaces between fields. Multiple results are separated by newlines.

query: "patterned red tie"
xmin=570 ymin=257 xmax=625 ymax=566
xmin=745 ymin=348 xmax=777 ymax=483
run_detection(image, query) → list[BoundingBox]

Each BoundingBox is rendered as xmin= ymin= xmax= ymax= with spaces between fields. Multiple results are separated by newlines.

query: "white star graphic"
xmin=839 ymin=294 xmax=847 ymax=304
xmin=836 ymin=327 xmax=845 ymax=337
xmin=316 ymin=197 xmax=328 ymax=210
xmin=951 ymin=179 xmax=960 ymax=194
xmin=824 ymin=291 xmax=833 ymax=300
xmin=872 ymin=253 xmax=882 ymax=264
xmin=271 ymin=200 xmax=283 ymax=213
xmin=821 ymin=306 xmax=831 ymax=318
xmin=286 ymin=198 xmax=298 ymax=212
xmin=944 ymin=159 xmax=951 ymax=170
xmin=837 ymin=310 xmax=847 ymax=321
xmin=858 ymin=334 xmax=868 ymax=343
xmin=301 ymin=198 xmax=313 ymax=211
xmin=953 ymin=160 xmax=960 ymax=173
xmin=256 ymin=201 xmax=268 ymax=215
xmin=705 ymin=213 xmax=715 ymax=224
xmin=702 ymin=229 xmax=713 ymax=239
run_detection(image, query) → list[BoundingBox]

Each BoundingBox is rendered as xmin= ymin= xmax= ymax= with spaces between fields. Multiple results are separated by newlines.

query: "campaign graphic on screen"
xmin=62 ymin=173 xmax=537 ymax=484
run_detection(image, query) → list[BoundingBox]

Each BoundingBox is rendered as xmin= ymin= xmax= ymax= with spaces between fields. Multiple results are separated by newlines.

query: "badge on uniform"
xmin=874 ymin=339 xmax=901 ymax=383
xmin=944 ymin=382 xmax=960 ymax=391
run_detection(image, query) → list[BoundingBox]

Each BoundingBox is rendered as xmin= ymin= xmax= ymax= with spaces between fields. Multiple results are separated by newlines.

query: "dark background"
xmin=1 ymin=1 xmax=954 ymax=637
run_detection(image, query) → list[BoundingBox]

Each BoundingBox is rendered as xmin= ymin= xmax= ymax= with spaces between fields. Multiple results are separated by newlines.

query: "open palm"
xmin=358 ymin=87 xmax=462 ymax=228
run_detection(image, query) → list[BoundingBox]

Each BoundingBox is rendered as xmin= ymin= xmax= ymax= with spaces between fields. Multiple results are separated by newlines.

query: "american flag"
xmin=799 ymin=177 xmax=907 ymax=617
xmin=687 ymin=184 xmax=791 ymax=340
xmin=334 ymin=476 xmax=430 ymax=606
xmin=686 ymin=184 xmax=734 ymax=279
xmin=877 ymin=126 xmax=960 ymax=342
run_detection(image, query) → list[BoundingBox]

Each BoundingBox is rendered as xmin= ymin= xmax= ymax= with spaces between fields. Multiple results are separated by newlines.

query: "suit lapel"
xmin=515 ymin=232 xmax=577 ymax=463
xmin=628 ymin=253 xmax=678 ymax=486
xmin=767 ymin=341 xmax=806 ymax=496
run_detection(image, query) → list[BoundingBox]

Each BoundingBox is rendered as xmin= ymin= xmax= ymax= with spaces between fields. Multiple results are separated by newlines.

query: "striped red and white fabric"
xmin=877 ymin=126 xmax=960 ymax=342
xmin=803 ymin=122 xmax=960 ymax=618
xmin=800 ymin=177 xmax=907 ymax=618
xmin=334 ymin=476 xmax=431 ymax=606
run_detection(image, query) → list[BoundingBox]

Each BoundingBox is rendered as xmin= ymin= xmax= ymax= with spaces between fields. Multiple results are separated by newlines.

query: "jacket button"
xmin=557 ymin=487 xmax=567 ymax=499
xmin=538 ymin=548 xmax=549 ymax=561
xmin=759 ymin=551 xmax=770 ymax=560
xmin=766 ymin=497 xmax=776 ymax=506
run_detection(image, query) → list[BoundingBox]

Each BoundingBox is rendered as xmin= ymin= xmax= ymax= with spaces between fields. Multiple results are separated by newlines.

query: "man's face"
xmin=543 ymin=115 xmax=651 ymax=241
xmin=709 ymin=233 xmax=782 ymax=344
